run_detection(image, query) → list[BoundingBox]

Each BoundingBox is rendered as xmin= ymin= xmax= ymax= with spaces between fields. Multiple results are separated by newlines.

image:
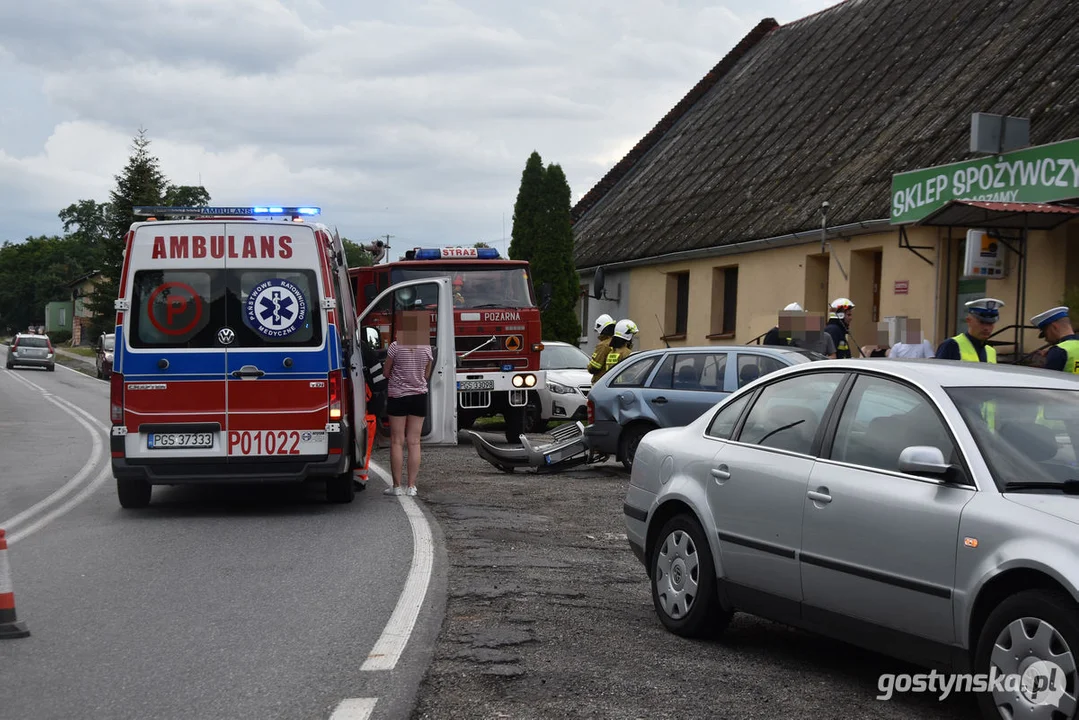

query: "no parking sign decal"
xmin=246 ymin=279 xmax=307 ymax=338
xmin=147 ymin=282 xmax=203 ymax=336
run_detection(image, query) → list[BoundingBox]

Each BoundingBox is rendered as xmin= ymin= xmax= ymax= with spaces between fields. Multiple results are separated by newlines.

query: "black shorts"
xmin=387 ymin=393 xmax=428 ymax=417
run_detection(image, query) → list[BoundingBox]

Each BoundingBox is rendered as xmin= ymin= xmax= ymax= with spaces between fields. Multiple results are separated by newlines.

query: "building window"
xmin=60 ymin=308 xmax=66 ymax=327
xmin=710 ymin=266 xmax=739 ymax=337
xmin=664 ymin=272 xmax=690 ymax=337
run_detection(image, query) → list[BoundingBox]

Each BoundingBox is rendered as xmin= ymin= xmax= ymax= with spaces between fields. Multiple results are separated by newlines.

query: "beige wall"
xmin=626 ymin=221 xmax=1078 ymax=357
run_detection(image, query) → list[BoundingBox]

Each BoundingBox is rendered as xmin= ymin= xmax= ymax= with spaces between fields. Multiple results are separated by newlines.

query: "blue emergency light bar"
xmin=412 ymin=247 xmax=501 ymax=260
xmin=132 ymin=206 xmax=321 ymax=217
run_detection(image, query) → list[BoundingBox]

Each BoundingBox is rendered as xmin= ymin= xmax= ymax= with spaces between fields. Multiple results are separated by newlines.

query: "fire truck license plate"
xmin=458 ymin=380 xmax=495 ymax=391
xmin=147 ymin=432 xmax=214 ymax=449
xmin=227 ymin=430 xmax=328 ymax=456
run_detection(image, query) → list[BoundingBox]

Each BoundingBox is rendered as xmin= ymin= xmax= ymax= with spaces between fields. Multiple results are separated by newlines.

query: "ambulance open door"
xmin=357 ymin=277 xmax=457 ymax=444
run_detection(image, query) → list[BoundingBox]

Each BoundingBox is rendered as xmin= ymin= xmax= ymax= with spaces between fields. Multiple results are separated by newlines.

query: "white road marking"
xmin=0 ymin=369 xmax=110 ymax=544
xmin=360 ymin=459 xmax=434 ymax=672
xmin=328 ymin=697 xmax=378 ymax=719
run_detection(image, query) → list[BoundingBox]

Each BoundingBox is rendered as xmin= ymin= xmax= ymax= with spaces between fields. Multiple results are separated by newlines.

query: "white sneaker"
xmin=407 ymin=486 xmax=418 ymax=496
xmin=383 ymin=486 xmax=404 ymax=496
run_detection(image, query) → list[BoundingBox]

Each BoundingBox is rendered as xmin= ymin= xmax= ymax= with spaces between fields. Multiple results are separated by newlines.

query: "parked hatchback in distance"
xmin=6 ymin=333 xmax=55 ymax=371
xmin=96 ymin=332 xmax=115 ymax=379
xmin=624 ymin=358 xmax=1079 ymax=720
xmin=586 ymin=344 xmax=824 ymax=469
xmin=535 ymin=341 xmax=592 ymax=428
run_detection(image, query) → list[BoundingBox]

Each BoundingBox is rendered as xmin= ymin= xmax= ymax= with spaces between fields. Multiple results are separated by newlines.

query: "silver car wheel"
xmin=990 ymin=616 xmax=1077 ymax=719
xmin=654 ymin=529 xmax=700 ymax=621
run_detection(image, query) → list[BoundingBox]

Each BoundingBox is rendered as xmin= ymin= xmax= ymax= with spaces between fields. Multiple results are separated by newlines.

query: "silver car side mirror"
xmin=898 ymin=445 xmax=950 ymax=475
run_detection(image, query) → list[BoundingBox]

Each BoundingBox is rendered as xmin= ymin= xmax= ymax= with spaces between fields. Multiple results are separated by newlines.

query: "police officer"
xmin=763 ymin=302 xmax=803 ymax=346
xmin=934 ymin=298 xmax=1004 ymax=363
xmin=603 ymin=319 xmax=639 ymax=376
xmin=824 ymin=298 xmax=855 ymax=358
xmin=588 ymin=313 xmax=616 ymax=382
xmin=1030 ymin=306 xmax=1079 ymax=372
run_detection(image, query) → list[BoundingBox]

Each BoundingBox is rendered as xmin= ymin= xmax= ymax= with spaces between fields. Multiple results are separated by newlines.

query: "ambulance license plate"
xmin=147 ymin=432 xmax=214 ymax=449
xmin=458 ymin=380 xmax=494 ymax=391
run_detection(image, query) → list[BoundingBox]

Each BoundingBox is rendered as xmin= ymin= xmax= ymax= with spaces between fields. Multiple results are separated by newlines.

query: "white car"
xmin=533 ymin=341 xmax=593 ymax=429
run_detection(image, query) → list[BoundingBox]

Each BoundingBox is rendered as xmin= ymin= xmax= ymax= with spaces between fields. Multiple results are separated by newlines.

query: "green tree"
xmin=163 ymin=184 xmax=211 ymax=207
xmin=530 ymin=163 xmax=581 ymax=343
xmin=59 ymin=199 xmax=110 ymax=266
xmin=474 ymin=241 xmax=491 ymax=248
xmin=84 ymin=129 xmax=169 ymax=337
xmin=0 ymin=236 xmax=93 ymax=334
xmin=508 ymin=151 xmax=546 ymax=262
xmin=342 ymin=238 xmax=374 ymax=268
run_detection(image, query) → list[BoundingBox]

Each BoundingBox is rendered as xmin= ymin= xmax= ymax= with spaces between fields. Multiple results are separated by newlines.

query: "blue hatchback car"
xmin=585 ymin=345 xmax=826 ymax=469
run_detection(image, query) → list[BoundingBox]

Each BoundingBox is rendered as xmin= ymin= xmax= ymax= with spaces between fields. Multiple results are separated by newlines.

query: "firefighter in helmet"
xmin=452 ymin=275 xmax=465 ymax=307
xmin=588 ymin=314 xmax=616 ymax=382
xmin=824 ymin=298 xmax=855 ymax=358
xmin=603 ymin=319 xmax=639 ymax=376
xmin=355 ymin=329 xmax=388 ymax=489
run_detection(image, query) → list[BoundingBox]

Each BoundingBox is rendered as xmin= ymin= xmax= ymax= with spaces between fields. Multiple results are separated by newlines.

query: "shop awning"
xmin=919 ymin=200 xmax=1079 ymax=229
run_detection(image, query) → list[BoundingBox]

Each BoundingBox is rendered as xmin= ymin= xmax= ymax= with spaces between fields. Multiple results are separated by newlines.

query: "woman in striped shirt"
xmin=382 ymin=312 xmax=435 ymax=496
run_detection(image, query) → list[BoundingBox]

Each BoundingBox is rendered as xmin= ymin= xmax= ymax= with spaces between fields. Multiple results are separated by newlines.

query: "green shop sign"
xmin=890 ymin=137 xmax=1079 ymax=224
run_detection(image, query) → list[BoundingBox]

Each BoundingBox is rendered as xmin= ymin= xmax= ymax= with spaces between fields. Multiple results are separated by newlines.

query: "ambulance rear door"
xmin=121 ymin=223 xmax=229 ymax=462
xmin=222 ymin=223 xmax=335 ymax=462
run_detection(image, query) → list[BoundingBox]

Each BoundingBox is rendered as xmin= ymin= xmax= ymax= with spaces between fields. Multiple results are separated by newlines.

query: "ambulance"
xmin=108 ymin=206 xmax=457 ymax=508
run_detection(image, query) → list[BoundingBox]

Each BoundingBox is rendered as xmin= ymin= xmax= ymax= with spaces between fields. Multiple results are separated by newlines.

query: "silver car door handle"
xmin=711 ymin=466 xmax=730 ymax=481
xmin=807 ymin=490 xmax=832 ymax=503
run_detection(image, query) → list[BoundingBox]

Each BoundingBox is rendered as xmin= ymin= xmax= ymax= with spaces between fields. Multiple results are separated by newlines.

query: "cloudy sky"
xmin=0 ymin=0 xmax=837 ymax=255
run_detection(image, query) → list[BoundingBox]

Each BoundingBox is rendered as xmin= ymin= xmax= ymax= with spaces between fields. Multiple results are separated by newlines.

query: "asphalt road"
xmin=0 ymin=349 xmax=445 ymax=720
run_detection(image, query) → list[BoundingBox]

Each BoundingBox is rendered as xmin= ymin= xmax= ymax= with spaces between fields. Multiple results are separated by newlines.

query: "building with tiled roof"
xmin=572 ymin=0 xmax=1079 ymax=361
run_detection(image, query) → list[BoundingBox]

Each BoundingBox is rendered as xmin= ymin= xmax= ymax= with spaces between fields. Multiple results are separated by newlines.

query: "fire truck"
xmin=350 ymin=246 xmax=548 ymax=444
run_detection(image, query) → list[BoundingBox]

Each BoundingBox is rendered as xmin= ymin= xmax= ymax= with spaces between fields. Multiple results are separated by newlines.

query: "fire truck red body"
xmin=349 ymin=246 xmax=547 ymax=442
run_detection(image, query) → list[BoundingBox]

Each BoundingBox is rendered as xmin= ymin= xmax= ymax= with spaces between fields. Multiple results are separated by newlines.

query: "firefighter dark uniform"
xmin=762 ymin=326 xmax=792 ymax=346
xmin=764 ymin=303 xmax=803 ymax=346
xmin=823 ymin=316 xmax=851 ymax=358
xmin=356 ymin=340 xmax=387 ymax=484
xmin=1031 ymin=306 xmax=1079 ymax=373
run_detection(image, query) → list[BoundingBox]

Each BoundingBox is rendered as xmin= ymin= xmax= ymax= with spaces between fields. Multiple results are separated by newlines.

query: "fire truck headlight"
xmin=512 ymin=375 xmax=525 ymax=387
xmin=524 ymin=374 xmax=537 ymax=387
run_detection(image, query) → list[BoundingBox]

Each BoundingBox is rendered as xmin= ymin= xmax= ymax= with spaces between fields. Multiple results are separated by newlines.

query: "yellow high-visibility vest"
xmin=953 ymin=333 xmax=997 ymax=429
xmin=954 ymin=333 xmax=996 ymax=363
xmin=1055 ymin=338 xmax=1079 ymax=374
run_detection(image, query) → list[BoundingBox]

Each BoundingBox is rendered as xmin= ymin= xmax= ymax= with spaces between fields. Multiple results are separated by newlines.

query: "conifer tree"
xmin=85 ymin=130 xmax=168 ymax=336
xmin=508 ymin=151 xmax=546 ymax=262
xmin=532 ymin=163 xmax=581 ymax=343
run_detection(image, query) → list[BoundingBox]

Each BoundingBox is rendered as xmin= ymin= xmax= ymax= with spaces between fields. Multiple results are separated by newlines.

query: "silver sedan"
xmin=624 ymin=358 xmax=1079 ymax=719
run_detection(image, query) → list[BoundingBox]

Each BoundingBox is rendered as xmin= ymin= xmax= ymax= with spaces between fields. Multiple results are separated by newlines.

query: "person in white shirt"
xmin=887 ymin=317 xmax=935 ymax=358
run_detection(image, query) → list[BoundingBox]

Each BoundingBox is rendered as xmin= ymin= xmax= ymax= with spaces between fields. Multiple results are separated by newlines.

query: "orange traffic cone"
xmin=0 ymin=529 xmax=30 ymax=639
